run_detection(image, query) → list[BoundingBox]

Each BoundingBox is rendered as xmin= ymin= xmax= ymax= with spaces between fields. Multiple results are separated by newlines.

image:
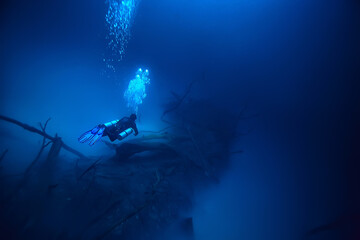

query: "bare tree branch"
xmin=39 ymin=117 xmax=51 ymax=132
xmin=162 ymin=79 xmax=197 ymax=118
xmin=95 ymin=172 xmax=162 ymax=240
xmin=6 ymin=119 xmax=54 ymax=202
xmin=186 ymin=126 xmax=209 ymax=175
xmin=140 ymin=125 xmax=176 ymax=134
xmin=23 ymin=139 xmax=50 ymax=177
xmin=78 ymin=158 xmax=102 ymax=180
xmin=230 ymin=150 xmax=243 ymax=155
xmin=0 ymin=115 xmax=88 ymax=159
xmin=305 ymin=214 xmax=360 ymax=238
xmin=96 ymin=203 xmax=148 ymax=240
xmin=0 ymin=149 xmax=8 ymax=163
xmin=82 ymin=199 xmax=124 ymax=233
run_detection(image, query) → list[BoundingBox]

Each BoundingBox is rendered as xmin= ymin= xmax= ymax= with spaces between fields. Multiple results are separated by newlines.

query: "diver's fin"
xmin=78 ymin=130 xmax=94 ymax=143
xmin=88 ymin=127 xmax=105 ymax=146
xmin=78 ymin=125 xmax=105 ymax=145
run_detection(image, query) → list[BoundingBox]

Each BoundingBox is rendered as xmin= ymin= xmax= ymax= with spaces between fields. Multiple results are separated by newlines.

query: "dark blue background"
xmin=1 ymin=0 xmax=360 ymax=239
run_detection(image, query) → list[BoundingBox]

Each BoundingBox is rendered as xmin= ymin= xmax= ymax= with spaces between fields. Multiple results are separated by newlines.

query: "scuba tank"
xmin=104 ymin=120 xmax=118 ymax=127
xmin=118 ymin=128 xmax=134 ymax=140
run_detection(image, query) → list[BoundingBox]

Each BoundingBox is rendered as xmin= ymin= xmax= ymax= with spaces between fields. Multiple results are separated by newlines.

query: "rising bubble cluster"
xmin=105 ymin=0 xmax=139 ymax=69
xmin=124 ymin=68 xmax=150 ymax=113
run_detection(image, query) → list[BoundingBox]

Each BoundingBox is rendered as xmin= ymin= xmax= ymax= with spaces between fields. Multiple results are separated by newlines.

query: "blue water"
xmin=1 ymin=0 xmax=360 ymax=239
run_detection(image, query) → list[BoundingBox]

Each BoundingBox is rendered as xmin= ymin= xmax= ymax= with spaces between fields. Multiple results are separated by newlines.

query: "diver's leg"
xmin=78 ymin=125 xmax=105 ymax=145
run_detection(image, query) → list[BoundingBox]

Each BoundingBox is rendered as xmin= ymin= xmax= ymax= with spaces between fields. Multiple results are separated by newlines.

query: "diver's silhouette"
xmin=78 ymin=114 xmax=138 ymax=146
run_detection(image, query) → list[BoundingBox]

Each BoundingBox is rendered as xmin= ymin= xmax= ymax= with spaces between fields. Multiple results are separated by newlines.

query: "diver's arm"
xmin=132 ymin=123 xmax=139 ymax=136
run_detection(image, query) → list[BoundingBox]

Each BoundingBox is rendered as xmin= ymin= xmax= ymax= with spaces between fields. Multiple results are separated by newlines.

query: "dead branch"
xmin=126 ymin=133 xmax=191 ymax=147
xmin=101 ymin=140 xmax=118 ymax=150
xmin=230 ymin=150 xmax=243 ymax=155
xmin=96 ymin=203 xmax=148 ymax=240
xmin=6 ymin=119 xmax=53 ymax=202
xmin=162 ymin=79 xmax=196 ymax=118
xmin=186 ymin=126 xmax=209 ymax=175
xmin=0 ymin=149 xmax=8 ymax=163
xmin=0 ymin=173 xmax=24 ymax=179
xmin=140 ymin=125 xmax=176 ymax=134
xmin=39 ymin=118 xmax=51 ymax=132
xmin=0 ymin=115 xmax=88 ymax=159
xmin=170 ymin=91 xmax=181 ymax=101
xmin=48 ymin=183 xmax=58 ymax=189
xmin=305 ymin=214 xmax=360 ymax=238
xmin=23 ymin=138 xmax=51 ymax=177
xmin=78 ymin=158 xmax=102 ymax=180
xmin=149 ymin=169 xmax=162 ymax=194
xmin=116 ymin=142 xmax=178 ymax=160
xmin=95 ymin=173 xmax=162 ymax=240
xmin=24 ymin=118 xmax=52 ymax=176
xmin=83 ymin=199 xmax=124 ymax=233
xmin=45 ymin=135 xmax=62 ymax=162
xmin=136 ymin=133 xmax=172 ymax=141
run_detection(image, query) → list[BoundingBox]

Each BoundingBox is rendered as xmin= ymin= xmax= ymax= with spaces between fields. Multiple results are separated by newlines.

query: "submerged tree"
xmin=0 ymin=81 xmax=245 ymax=239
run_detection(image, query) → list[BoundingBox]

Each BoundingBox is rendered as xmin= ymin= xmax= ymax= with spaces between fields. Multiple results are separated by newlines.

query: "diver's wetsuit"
xmin=102 ymin=117 xmax=138 ymax=142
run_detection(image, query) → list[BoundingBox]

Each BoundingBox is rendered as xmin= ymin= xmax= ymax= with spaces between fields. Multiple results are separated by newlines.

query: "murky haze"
xmin=1 ymin=0 xmax=360 ymax=239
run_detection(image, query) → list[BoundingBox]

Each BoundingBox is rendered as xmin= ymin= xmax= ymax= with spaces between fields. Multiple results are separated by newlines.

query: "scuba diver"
xmin=78 ymin=114 xmax=138 ymax=146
